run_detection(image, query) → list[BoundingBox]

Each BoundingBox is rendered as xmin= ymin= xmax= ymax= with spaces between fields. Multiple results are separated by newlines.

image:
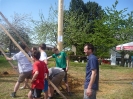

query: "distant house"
xmin=30 ymin=43 xmax=54 ymax=51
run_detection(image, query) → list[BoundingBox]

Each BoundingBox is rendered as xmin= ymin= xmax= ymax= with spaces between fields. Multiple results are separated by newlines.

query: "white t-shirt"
xmin=12 ymin=51 xmax=33 ymax=73
xmin=39 ymin=51 xmax=47 ymax=61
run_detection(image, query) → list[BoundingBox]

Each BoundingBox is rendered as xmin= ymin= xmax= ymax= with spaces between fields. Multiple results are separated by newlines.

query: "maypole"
xmin=57 ymin=0 xmax=64 ymax=51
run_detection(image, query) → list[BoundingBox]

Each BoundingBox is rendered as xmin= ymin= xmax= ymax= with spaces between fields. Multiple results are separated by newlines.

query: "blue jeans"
xmin=83 ymin=89 xmax=96 ymax=99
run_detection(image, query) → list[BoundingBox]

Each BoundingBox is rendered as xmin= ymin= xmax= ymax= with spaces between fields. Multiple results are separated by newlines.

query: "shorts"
xmin=18 ymin=70 xmax=32 ymax=83
xmin=31 ymin=88 xmax=42 ymax=98
xmin=62 ymin=68 xmax=67 ymax=82
xmin=50 ymin=72 xmax=65 ymax=87
xmin=43 ymin=79 xmax=48 ymax=92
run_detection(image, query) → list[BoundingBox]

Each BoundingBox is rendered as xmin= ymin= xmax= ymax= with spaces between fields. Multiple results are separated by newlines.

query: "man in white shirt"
xmin=6 ymin=43 xmax=32 ymax=98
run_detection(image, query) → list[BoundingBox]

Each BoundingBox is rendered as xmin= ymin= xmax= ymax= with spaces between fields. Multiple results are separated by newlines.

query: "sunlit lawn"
xmin=0 ymin=56 xmax=133 ymax=99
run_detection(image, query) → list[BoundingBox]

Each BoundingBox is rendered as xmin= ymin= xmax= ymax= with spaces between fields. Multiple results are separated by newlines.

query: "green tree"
xmin=32 ymin=6 xmax=58 ymax=45
xmin=89 ymin=0 xmax=133 ymax=65
xmin=0 ymin=13 xmax=31 ymax=56
xmin=63 ymin=0 xmax=104 ymax=55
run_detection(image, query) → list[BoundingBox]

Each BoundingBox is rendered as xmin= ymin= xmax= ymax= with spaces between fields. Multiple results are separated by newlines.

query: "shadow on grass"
xmin=100 ymin=79 xmax=133 ymax=85
xmin=0 ymin=74 xmax=18 ymax=77
xmin=0 ymin=78 xmax=16 ymax=83
xmin=101 ymin=78 xmax=133 ymax=81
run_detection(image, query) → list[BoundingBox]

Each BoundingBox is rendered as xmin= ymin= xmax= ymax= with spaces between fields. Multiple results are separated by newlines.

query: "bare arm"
xmin=66 ymin=57 xmax=69 ymax=72
xmin=31 ymin=71 xmax=39 ymax=83
xmin=47 ymin=56 xmax=52 ymax=60
xmin=88 ymin=69 xmax=97 ymax=89
xmin=6 ymin=57 xmax=13 ymax=61
xmin=44 ymin=59 xmax=48 ymax=65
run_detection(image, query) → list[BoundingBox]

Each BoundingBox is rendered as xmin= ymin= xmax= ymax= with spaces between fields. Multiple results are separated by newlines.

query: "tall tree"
xmin=32 ymin=6 xmax=58 ymax=45
xmin=0 ymin=13 xmax=31 ymax=56
xmin=104 ymin=0 xmax=133 ymax=66
xmin=63 ymin=0 xmax=104 ymax=54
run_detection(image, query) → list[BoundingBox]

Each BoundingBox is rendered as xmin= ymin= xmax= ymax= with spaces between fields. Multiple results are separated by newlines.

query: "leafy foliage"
xmin=0 ymin=13 xmax=31 ymax=55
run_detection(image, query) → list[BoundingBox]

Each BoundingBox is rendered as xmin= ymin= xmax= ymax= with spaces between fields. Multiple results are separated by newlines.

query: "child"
xmin=38 ymin=43 xmax=49 ymax=99
xmin=28 ymin=51 xmax=48 ymax=99
xmin=6 ymin=43 xmax=32 ymax=98
xmin=20 ymin=47 xmax=38 ymax=89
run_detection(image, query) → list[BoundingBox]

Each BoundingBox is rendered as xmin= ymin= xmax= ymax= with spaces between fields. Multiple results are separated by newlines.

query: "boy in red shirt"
xmin=28 ymin=51 xmax=48 ymax=99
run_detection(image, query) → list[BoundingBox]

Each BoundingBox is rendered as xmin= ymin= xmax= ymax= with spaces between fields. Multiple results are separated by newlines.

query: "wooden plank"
xmin=0 ymin=24 xmax=67 ymax=99
xmin=0 ymin=12 xmax=31 ymax=52
xmin=49 ymin=80 xmax=67 ymax=99
xmin=0 ymin=24 xmax=33 ymax=63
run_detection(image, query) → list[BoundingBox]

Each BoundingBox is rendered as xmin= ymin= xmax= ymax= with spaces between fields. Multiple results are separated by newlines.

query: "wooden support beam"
xmin=49 ymin=80 xmax=67 ymax=99
xmin=0 ymin=24 xmax=33 ymax=63
xmin=0 ymin=24 xmax=67 ymax=99
xmin=0 ymin=12 xmax=31 ymax=52
xmin=0 ymin=47 xmax=16 ymax=69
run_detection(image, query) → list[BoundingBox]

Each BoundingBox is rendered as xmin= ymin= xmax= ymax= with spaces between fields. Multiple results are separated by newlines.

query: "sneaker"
xmin=19 ymin=86 xmax=26 ymax=90
xmin=11 ymin=92 xmax=16 ymax=98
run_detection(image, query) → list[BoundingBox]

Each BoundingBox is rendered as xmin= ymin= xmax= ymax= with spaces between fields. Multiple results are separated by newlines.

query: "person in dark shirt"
xmin=83 ymin=43 xmax=99 ymax=99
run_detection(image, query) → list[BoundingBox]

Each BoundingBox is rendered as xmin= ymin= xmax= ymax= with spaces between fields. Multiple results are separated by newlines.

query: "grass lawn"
xmin=0 ymin=56 xmax=133 ymax=99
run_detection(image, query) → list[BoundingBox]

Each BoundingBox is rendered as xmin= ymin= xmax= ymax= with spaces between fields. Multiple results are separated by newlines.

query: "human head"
xmin=31 ymin=47 xmax=37 ymax=52
xmin=19 ymin=43 xmax=26 ymax=50
xmin=52 ymin=47 xmax=59 ymax=54
xmin=84 ymin=43 xmax=94 ymax=56
xmin=39 ymin=43 xmax=46 ymax=51
xmin=31 ymin=51 xmax=40 ymax=61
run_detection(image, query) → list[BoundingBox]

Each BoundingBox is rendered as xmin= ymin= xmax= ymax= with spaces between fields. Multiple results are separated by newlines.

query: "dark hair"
xmin=32 ymin=47 xmax=37 ymax=51
xmin=84 ymin=43 xmax=94 ymax=52
xmin=19 ymin=43 xmax=26 ymax=50
xmin=31 ymin=51 xmax=40 ymax=60
xmin=52 ymin=47 xmax=58 ymax=52
xmin=39 ymin=43 xmax=46 ymax=50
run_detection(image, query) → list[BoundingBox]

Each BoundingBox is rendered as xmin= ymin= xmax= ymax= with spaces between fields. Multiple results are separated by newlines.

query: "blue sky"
xmin=0 ymin=0 xmax=133 ymax=21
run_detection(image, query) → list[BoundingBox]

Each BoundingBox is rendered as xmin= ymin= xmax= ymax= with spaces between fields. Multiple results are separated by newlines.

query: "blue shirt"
xmin=84 ymin=54 xmax=99 ymax=90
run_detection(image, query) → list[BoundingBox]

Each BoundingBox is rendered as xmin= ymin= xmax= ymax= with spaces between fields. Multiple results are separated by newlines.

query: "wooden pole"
xmin=49 ymin=80 xmax=67 ymax=99
xmin=0 ymin=12 xmax=31 ymax=52
xmin=0 ymin=24 xmax=67 ymax=99
xmin=0 ymin=24 xmax=33 ymax=63
xmin=57 ymin=0 xmax=64 ymax=51
xmin=0 ymin=47 xmax=16 ymax=69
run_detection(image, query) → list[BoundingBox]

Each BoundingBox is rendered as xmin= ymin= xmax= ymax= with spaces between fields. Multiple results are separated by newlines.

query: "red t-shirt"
xmin=32 ymin=60 xmax=48 ymax=89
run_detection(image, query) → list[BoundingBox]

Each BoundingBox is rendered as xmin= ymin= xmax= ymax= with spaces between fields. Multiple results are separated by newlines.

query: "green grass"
xmin=1 ymin=56 xmax=133 ymax=99
xmin=0 ymin=56 xmax=11 ymax=68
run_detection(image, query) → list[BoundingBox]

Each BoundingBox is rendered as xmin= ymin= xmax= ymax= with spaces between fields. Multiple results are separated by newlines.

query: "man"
xmin=47 ymin=48 xmax=70 ymax=94
xmin=6 ymin=43 xmax=32 ymax=98
xmin=83 ymin=43 xmax=99 ymax=99
xmin=48 ymin=67 xmax=65 ymax=99
xmin=28 ymin=51 xmax=48 ymax=99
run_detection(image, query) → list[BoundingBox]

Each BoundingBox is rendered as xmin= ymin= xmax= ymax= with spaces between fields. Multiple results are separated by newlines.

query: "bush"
xmin=69 ymin=55 xmax=87 ymax=62
xmin=66 ymin=51 xmax=74 ymax=56
xmin=45 ymin=50 xmax=53 ymax=56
